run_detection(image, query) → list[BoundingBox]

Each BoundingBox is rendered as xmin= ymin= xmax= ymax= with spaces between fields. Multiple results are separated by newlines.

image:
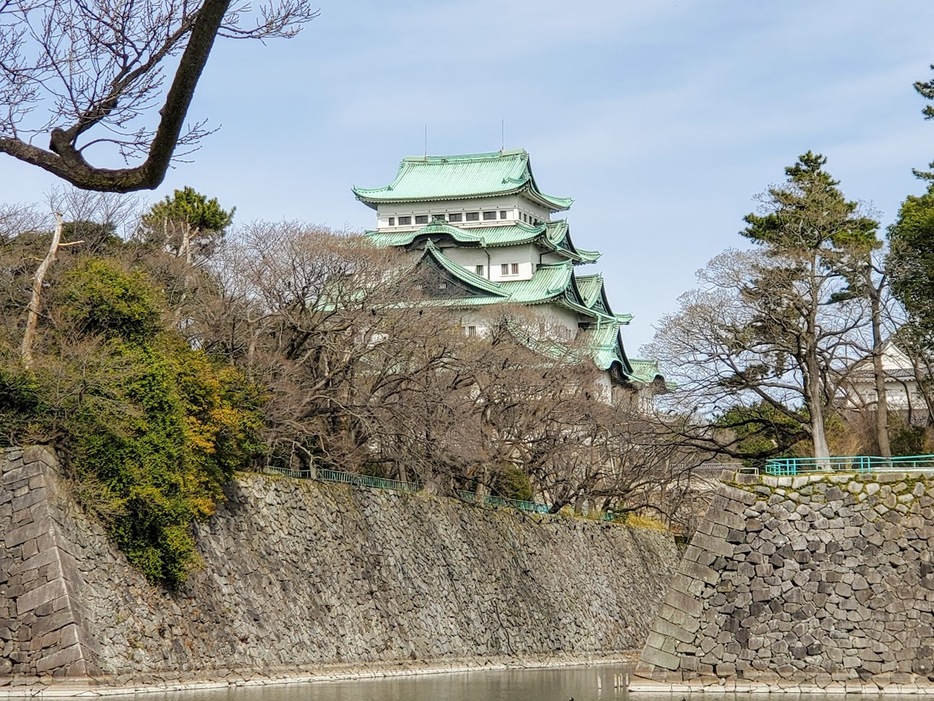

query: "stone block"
xmin=640 ymin=644 xmax=681 ymax=671
xmin=11 ymin=487 xmax=47 ymax=513
xmin=651 ymin=616 xmax=696 ymax=644
xmin=692 ymin=531 xmax=735 ymax=558
xmin=16 ymin=579 xmax=66 ymax=616
xmin=632 ymin=661 xmax=657 ymax=678
xmin=681 ymin=559 xmax=720 ymax=586
xmin=4 ymin=517 xmax=51 ymax=548
xmin=707 ymin=509 xmax=746 ymax=531
xmin=664 ymin=588 xmax=703 ymax=619
xmin=1 ymin=464 xmax=41 ymax=490
xmin=34 ymin=643 xmax=84 ymax=674
xmin=22 ymin=446 xmax=56 ymax=468
xmin=717 ymin=661 xmax=736 ymax=676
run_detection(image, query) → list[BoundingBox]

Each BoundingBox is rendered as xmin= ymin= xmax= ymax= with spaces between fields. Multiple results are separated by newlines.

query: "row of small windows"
xmin=469 ymin=263 xmax=519 ymax=277
xmin=386 ymin=210 xmax=542 ymax=227
xmin=464 ymin=323 xmax=573 ymax=340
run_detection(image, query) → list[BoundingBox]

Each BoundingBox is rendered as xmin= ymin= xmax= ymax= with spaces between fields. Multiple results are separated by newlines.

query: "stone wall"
xmin=634 ymin=473 xmax=934 ymax=690
xmin=0 ymin=448 xmax=680 ymax=685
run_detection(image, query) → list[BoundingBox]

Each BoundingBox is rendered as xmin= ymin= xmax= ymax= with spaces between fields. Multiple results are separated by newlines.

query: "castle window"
xmin=499 ymin=211 xmax=508 ymax=219
xmin=465 ymin=325 xmax=478 ymax=338
xmin=449 ymin=213 xmax=463 ymax=222
xmin=475 ymin=265 xmax=484 ymax=276
xmin=466 ymin=212 xmax=479 ymax=222
xmin=500 ymin=263 xmax=509 ymax=275
xmin=388 ymin=217 xmax=395 ymax=226
xmin=511 ymin=263 xmax=519 ymax=275
xmin=415 ymin=215 xmax=429 ymax=224
xmin=433 ymin=213 xmax=446 ymax=222
xmin=482 ymin=211 xmax=497 ymax=221
xmin=398 ymin=216 xmax=412 ymax=225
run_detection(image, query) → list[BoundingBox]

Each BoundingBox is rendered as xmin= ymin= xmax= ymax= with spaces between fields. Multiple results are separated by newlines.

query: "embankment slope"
xmin=1 ymin=447 xmax=679 ymax=685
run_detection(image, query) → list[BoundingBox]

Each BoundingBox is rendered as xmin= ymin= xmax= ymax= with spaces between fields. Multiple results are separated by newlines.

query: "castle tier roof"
xmin=353 ymin=149 xmax=573 ymax=212
xmin=413 ymin=244 xmax=651 ymax=387
xmin=366 ymin=219 xmax=601 ymax=264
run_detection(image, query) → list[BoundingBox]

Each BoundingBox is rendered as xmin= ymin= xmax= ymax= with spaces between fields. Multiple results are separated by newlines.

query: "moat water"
xmin=8 ymin=664 xmax=924 ymax=701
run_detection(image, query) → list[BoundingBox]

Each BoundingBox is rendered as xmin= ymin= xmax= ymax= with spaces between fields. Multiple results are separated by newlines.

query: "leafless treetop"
xmin=0 ymin=0 xmax=318 ymax=191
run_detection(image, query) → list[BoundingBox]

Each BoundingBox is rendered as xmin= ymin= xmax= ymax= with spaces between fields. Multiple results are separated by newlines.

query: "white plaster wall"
xmin=594 ymin=374 xmax=613 ymax=404
xmin=540 ymin=251 xmax=568 ymax=265
xmin=848 ymin=378 xmax=927 ymax=411
xmin=374 ymin=194 xmax=554 ymax=230
xmin=442 ymin=247 xmax=493 ymax=278
xmin=455 ymin=305 xmax=579 ymax=344
xmin=439 ymin=245 xmax=541 ymax=282
xmin=530 ymin=305 xmax=580 ymax=341
xmin=487 ymin=245 xmax=538 ymax=282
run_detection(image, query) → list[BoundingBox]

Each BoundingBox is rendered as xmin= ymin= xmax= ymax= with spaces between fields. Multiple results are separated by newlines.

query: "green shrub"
xmin=0 ymin=257 xmax=264 ymax=588
xmin=63 ymin=259 xmax=163 ymax=342
xmin=60 ymin=338 xmax=264 ymax=587
xmin=492 ymin=465 xmax=534 ymax=502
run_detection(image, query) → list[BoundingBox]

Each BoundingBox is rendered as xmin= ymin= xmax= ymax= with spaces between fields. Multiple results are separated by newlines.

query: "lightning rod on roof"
xmin=424 ymin=124 xmax=428 ymax=157
xmin=501 ymin=119 xmax=505 ymax=152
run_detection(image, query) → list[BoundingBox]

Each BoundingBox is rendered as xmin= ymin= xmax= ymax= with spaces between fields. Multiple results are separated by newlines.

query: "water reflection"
xmin=140 ymin=665 xmax=631 ymax=701
xmin=4 ymin=665 xmax=929 ymax=701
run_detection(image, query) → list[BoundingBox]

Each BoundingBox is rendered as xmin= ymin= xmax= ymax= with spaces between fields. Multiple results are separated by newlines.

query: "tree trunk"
xmin=867 ymin=269 xmax=891 ymax=458
xmin=805 ymin=260 xmax=831 ymax=461
xmin=21 ymin=213 xmax=63 ymax=369
xmin=810 ymin=399 xmax=831 ymax=460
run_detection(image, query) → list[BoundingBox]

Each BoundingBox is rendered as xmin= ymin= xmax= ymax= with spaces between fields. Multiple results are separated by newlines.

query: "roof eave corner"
xmin=351 ymin=187 xmax=380 ymax=211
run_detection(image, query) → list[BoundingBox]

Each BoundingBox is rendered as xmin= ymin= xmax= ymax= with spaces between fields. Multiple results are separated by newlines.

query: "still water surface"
xmin=117 ymin=665 xmax=919 ymax=701
xmin=4 ymin=665 xmax=925 ymax=701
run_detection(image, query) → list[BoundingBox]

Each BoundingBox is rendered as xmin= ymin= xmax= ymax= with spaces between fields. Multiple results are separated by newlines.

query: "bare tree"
xmin=0 ymin=0 xmax=318 ymax=191
xmin=647 ymin=248 xmax=868 ymax=461
xmin=203 ymin=222 xmax=696 ymax=522
xmin=0 ymin=202 xmax=45 ymax=239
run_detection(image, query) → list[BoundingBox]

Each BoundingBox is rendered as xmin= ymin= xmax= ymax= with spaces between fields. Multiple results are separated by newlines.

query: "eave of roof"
xmin=627 ymin=358 xmax=664 ymax=384
xmin=353 ymin=149 xmax=573 ymax=212
xmin=413 ymin=247 xmax=664 ymax=385
xmin=365 ymin=220 xmax=598 ymax=264
xmin=419 ymin=241 xmax=508 ymax=298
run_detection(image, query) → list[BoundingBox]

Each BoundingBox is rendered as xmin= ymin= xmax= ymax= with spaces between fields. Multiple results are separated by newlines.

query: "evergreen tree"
xmin=139 ymin=187 xmax=234 ymax=264
xmin=738 ymin=152 xmax=878 ymax=459
xmin=913 ymin=64 xmax=934 ymax=181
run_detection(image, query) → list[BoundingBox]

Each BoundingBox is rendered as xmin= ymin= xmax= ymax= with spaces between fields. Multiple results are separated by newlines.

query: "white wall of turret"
xmin=443 ymin=244 xmax=541 ymax=282
xmin=458 ymin=305 xmax=580 ymax=344
xmin=374 ymin=195 xmax=553 ymax=230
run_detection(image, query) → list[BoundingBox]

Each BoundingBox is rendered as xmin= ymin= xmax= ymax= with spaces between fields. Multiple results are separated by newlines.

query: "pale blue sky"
xmin=2 ymin=1 xmax=934 ymax=353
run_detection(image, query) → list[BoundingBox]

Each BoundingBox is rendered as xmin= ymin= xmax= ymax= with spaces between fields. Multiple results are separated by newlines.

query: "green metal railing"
xmin=765 ymin=454 xmax=934 ymax=476
xmin=316 ymin=468 xmax=420 ymax=492
xmin=267 ymin=465 xmax=419 ymax=491
xmin=267 ymin=464 xmax=552 ymax=514
xmin=455 ymin=489 xmax=552 ymax=514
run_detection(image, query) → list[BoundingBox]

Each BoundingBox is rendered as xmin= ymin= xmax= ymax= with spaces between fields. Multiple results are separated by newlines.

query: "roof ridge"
xmin=401 ymin=149 xmax=527 ymax=164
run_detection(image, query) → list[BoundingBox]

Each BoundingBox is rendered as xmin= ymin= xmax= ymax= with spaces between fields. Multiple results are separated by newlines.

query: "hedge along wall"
xmin=1 ymin=447 xmax=680 ymax=684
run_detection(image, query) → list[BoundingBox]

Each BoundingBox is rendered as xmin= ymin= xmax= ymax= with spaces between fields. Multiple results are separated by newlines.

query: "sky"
xmin=2 ymin=0 xmax=934 ymax=355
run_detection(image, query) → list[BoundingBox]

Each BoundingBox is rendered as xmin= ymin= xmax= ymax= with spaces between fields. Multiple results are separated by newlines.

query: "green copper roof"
xmin=580 ymin=324 xmax=626 ymax=372
xmin=420 ymin=242 xmax=507 ymax=298
xmin=500 ymin=263 xmax=574 ymax=304
xmin=353 ymin=150 xmax=573 ymax=212
xmin=413 ymin=246 xmax=660 ymax=385
xmin=628 ymin=359 xmax=664 ymax=384
xmin=575 ymin=274 xmax=604 ymax=308
xmin=366 ymin=219 xmax=601 ymax=264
